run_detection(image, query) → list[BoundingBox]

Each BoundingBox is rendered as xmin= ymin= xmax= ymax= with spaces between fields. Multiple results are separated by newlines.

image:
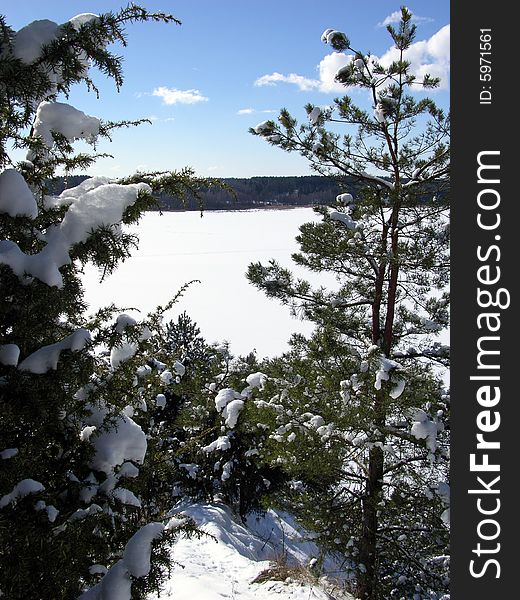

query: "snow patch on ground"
xmin=151 ymin=502 xmax=356 ymax=600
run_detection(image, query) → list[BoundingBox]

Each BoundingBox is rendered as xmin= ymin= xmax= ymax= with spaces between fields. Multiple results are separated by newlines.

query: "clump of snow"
xmin=160 ymin=370 xmax=174 ymax=385
xmin=221 ymin=460 xmax=233 ymax=481
xmin=80 ymin=523 xmax=166 ymax=598
xmin=308 ymin=107 xmax=321 ymax=125
xmin=339 ymin=380 xmax=350 ymax=402
xmin=13 ymin=19 xmax=59 ymax=63
xmin=89 ymin=414 xmax=147 ymax=475
xmin=53 ymin=181 xmax=150 ymax=249
xmin=110 ymin=342 xmax=138 ymax=369
xmin=312 ymin=141 xmax=324 ymax=153
xmin=306 ymin=414 xmax=325 ymax=429
xmin=362 ymin=172 xmax=394 ymax=190
xmin=0 ymin=169 xmax=38 ymax=218
xmin=18 ymin=328 xmax=91 ymax=374
xmin=139 ymin=326 xmax=153 ymax=341
xmin=323 ymin=29 xmax=348 ymax=50
xmin=112 ymin=487 xmax=141 ymax=508
xmin=118 ymin=462 xmax=139 ymax=479
xmin=44 ymin=176 xmax=112 ymax=209
xmin=0 ymin=448 xmax=18 ymax=459
xmin=0 ymin=180 xmax=151 ymax=288
xmin=69 ymin=504 xmax=102 ymax=523
xmin=173 ymin=360 xmax=186 ymax=377
xmin=149 ymin=357 xmax=166 ymax=372
xmin=68 ymin=13 xmax=100 ymax=30
xmin=46 ymin=504 xmax=59 ymax=522
xmin=354 ymin=58 xmax=365 ymax=70
xmin=115 ymin=314 xmax=137 ymax=333
xmin=374 ymin=104 xmax=385 ymax=123
xmin=374 ymin=357 xmax=398 ymax=390
xmin=155 ymin=394 xmax=167 ymax=409
xmin=122 ymin=405 xmax=135 ymax=418
xmin=253 ymin=121 xmax=272 ymax=135
xmin=33 ymin=101 xmax=100 ymax=149
xmin=410 ymin=409 xmax=438 ymax=453
xmin=202 ymin=436 xmax=231 ymax=454
xmin=245 ymin=372 xmax=268 ymax=391
xmin=321 ymin=28 xmax=335 ymax=43
xmin=80 ymin=560 xmax=131 ymax=600
xmin=336 ymin=192 xmax=354 ymax=205
xmin=335 ymin=64 xmax=352 ymax=80
xmin=222 ymin=399 xmax=245 ymax=429
xmin=179 ymin=463 xmax=199 ymax=479
xmin=436 ymin=482 xmax=450 ymax=525
xmin=317 ymin=423 xmax=335 ymax=439
xmin=0 ymin=343 xmax=20 ymax=367
xmin=389 ymin=378 xmax=406 ymax=399
xmin=215 ymin=388 xmax=242 ymax=412
xmin=330 ymin=210 xmax=357 ymax=230
xmin=0 ymin=479 xmax=45 ymax=508
xmin=165 ymin=516 xmax=188 ymax=531
xmin=79 ymin=426 xmax=96 ymax=442
xmin=136 ymin=365 xmax=151 ymax=379
xmin=124 ymin=522 xmax=165 ymax=577
xmin=35 ymin=500 xmax=59 ymax=522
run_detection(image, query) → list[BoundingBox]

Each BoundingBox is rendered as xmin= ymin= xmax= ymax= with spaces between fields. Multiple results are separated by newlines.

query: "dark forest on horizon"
xmin=49 ymin=175 xmax=346 ymax=210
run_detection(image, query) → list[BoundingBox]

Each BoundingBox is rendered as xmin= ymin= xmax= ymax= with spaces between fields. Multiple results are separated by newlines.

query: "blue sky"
xmin=3 ymin=1 xmax=450 ymax=178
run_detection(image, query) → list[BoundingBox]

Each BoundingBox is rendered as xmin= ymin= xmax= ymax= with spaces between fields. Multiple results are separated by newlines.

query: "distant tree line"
xmin=49 ymin=174 xmax=446 ymax=212
xmin=48 ymin=175 xmax=346 ymax=210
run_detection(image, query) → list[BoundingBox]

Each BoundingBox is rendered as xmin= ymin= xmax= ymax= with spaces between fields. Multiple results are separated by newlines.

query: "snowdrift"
xmin=150 ymin=501 xmax=356 ymax=600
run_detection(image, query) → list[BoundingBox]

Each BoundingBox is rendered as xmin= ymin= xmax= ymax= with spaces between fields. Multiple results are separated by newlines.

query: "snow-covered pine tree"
xmin=0 ymin=6 xmax=209 ymax=599
xmin=248 ymin=8 xmax=450 ymax=599
xmin=138 ymin=314 xmax=284 ymax=520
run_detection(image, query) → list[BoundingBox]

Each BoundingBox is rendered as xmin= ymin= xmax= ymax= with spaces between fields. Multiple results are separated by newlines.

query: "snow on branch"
xmin=0 ymin=479 xmax=45 ymax=508
xmin=79 ymin=522 xmax=170 ymax=600
xmin=18 ymin=328 xmax=91 ymax=374
xmin=0 ymin=179 xmax=151 ymax=288
xmin=32 ymin=101 xmax=101 ymax=152
xmin=0 ymin=169 xmax=38 ymax=219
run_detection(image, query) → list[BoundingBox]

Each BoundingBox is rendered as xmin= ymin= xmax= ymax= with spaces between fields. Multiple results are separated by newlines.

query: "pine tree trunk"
xmin=358 ymin=445 xmax=384 ymax=599
xmin=357 ymin=200 xmax=399 ymax=598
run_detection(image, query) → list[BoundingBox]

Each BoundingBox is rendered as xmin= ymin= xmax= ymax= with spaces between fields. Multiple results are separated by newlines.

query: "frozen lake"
xmin=83 ymin=208 xmax=334 ymax=358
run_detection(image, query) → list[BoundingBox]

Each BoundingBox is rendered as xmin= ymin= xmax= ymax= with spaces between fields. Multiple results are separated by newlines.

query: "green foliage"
xmin=133 ymin=313 xmax=287 ymax=519
xmin=248 ymin=8 xmax=450 ymax=600
xmin=0 ymin=5 xmax=218 ymax=599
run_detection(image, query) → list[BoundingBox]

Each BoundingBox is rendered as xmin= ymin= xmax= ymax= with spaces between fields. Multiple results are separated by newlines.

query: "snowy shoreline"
xmin=151 ymin=204 xmax=318 ymax=214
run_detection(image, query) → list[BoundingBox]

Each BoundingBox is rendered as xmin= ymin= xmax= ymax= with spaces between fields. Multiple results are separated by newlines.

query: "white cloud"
xmin=144 ymin=115 xmax=175 ymax=123
xmin=237 ymin=108 xmax=277 ymax=115
xmin=317 ymin=53 xmax=353 ymax=93
xmin=378 ymin=24 xmax=450 ymax=89
xmin=378 ymin=10 xmax=434 ymax=27
xmin=254 ymin=72 xmax=320 ymax=91
xmin=152 ymin=86 xmax=208 ymax=105
xmin=254 ymin=24 xmax=449 ymax=93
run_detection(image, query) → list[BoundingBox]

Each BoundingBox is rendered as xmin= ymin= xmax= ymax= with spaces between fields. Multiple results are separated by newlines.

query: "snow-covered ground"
xmin=151 ymin=502 xmax=356 ymax=600
xmin=82 ymin=208 xmax=337 ymax=359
